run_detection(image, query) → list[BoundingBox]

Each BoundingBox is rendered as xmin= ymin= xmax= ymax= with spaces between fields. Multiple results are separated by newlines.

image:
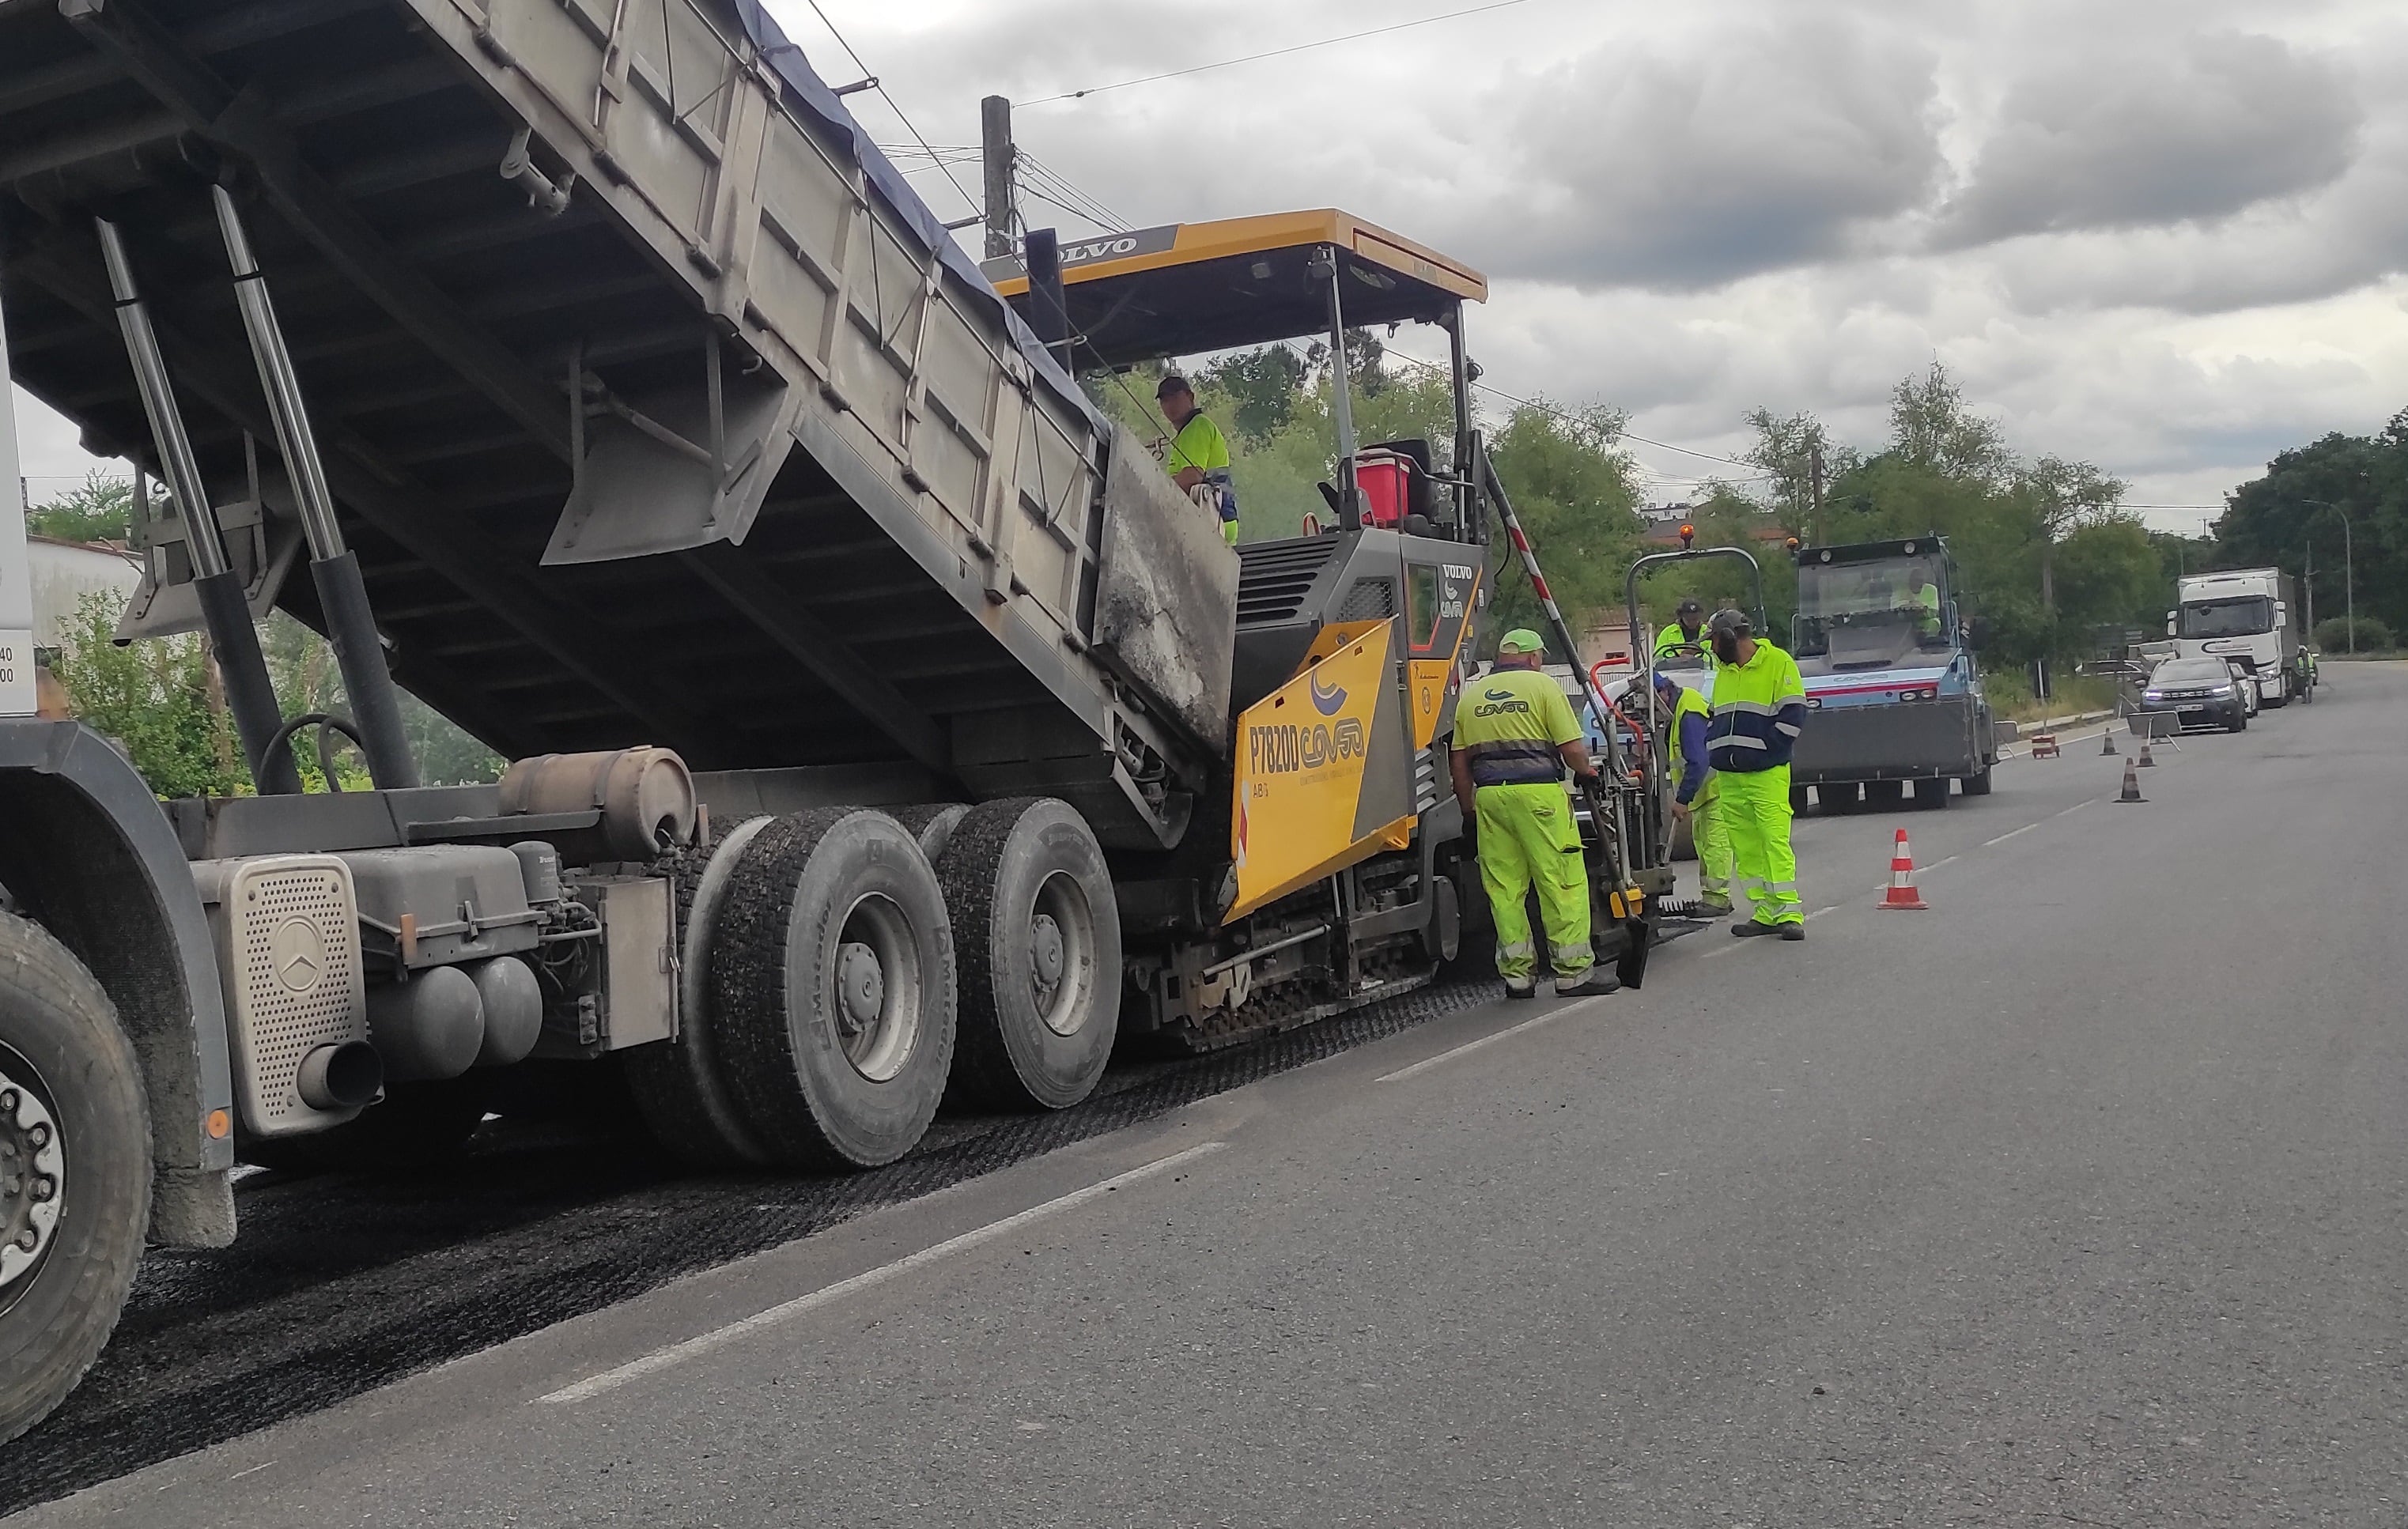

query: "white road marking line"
xmin=538 ymin=1141 xmax=1228 ymax=1405
xmin=1983 ymin=821 xmax=2041 ymax=847
xmin=225 ymin=1462 xmax=276 ymax=1482
xmin=1377 ymin=996 xmax=1611 ymax=1081
xmin=2059 ymin=799 xmax=2096 ymax=817
xmin=1925 ymin=855 xmax=1960 ymax=870
xmin=1803 ymin=903 xmax=1842 ymax=919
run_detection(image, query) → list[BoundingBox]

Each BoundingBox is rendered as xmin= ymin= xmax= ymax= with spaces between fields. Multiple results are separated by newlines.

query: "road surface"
xmin=9 ymin=666 xmax=2403 ymax=1526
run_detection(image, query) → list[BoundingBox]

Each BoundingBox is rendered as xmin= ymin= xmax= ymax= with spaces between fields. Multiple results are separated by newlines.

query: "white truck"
xmin=2168 ymin=568 xmax=2301 ymax=707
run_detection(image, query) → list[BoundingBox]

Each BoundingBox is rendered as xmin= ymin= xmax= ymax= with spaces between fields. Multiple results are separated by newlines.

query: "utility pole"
xmin=2304 ymin=538 xmax=2314 ymax=639
xmin=980 ymin=95 xmax=1015 ymax=261
xmin=1806 ymin=434 xmax=1825 ymax=546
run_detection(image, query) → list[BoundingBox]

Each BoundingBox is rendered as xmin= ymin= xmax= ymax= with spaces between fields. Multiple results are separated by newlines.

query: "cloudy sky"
xmin=14 ymin=0 xmax=2406 ymax=531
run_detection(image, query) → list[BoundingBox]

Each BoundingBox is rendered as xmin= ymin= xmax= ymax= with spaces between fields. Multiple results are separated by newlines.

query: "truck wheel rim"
xmin=1030 ymin=871 xmax=1095 ymax=1039
xmin=834 ymin=894 xmax=920 ymax=1082
xmin=0 ymin=1046 xmax=65 ymax=1292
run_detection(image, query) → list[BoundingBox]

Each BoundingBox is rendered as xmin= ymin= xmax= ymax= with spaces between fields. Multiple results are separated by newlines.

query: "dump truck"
xmin=0 ymin=0 xmax=1674 ymax=1440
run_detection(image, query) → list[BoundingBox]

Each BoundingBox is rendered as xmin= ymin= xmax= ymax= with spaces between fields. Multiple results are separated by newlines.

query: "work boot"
xmin=1503 ymin=980 xmax=1537 ymax=1001
xmin=1777 ymin=922 xmax=1805 ymax=942
xmin=1733 ymin=919 xmax=1781 ymax=938
xmin=1554 ymin=968 xmax=1621 ymax=999
xmin=1696 ymin=897 xmax=1734 ymax=919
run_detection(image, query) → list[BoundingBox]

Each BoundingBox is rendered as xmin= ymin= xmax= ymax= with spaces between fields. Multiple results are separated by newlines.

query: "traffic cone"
xmin=2115 ymin=757 xmax=2145 ymax=803
xmin=2100 ymin=727 xmax=2118 ymax=755
xmin=1877 ymin=827 xmax=1928 ymax=910
xmin=2135 ymin=737 xmax=2156 ymax=768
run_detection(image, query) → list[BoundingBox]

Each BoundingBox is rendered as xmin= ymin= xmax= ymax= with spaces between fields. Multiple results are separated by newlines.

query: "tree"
xmin=1199 ymin=346 xmax=1306 ymax=440
xmin=1888 ymin=363 xmax=2012 ymax=485
xmin=2016 ymin=454 xmax=2130 ymax=621
xmin=48 ymin=592 xmax=246 ymax=798
xmin=1745 ymin=408 xmax=1852 ymax=541
xmin=27 ymin=472 xmax=136 ymax=544
xmin=1481 ymin=401 xmax=1643 ymax=644
xmin=2215 ymin=410 xmax=2406 ymax=642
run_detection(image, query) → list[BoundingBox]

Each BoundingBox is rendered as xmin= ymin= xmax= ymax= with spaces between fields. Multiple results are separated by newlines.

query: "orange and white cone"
xmin=1877 ymin=827 xmax=1928 ymax=910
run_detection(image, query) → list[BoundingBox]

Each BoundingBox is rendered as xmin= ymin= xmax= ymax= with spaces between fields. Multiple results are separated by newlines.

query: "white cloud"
xmin=1937 ymin=32 xmax=2361 ymax=247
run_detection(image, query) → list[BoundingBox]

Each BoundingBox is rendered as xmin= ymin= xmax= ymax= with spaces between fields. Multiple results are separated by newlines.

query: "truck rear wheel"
xmin=936 ymin=799 xmax=1120 ymax=1111
xmin=0 ymin=912 xmax=149 ymax=1446
xmin=626 ymin=817 xmax=776 ymax=1168
xmin=1960 ymin=763 xmax=1994 ymax=796
xmin=713 ymin=810 xmax=957 ymax=1168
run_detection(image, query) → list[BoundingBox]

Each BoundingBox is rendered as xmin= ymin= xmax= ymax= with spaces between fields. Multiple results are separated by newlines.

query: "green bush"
xmin=2311 ymin=615 xmax=2391 ymax=651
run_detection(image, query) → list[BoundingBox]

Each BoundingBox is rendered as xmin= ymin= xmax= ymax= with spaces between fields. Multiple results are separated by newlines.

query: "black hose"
xmin=263 ymin=712 xmax=368 ymax=792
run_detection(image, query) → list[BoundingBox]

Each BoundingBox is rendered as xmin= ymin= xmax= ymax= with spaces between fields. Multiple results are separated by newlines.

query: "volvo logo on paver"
xmin=272 ymin=916 xmax=326 ymax=993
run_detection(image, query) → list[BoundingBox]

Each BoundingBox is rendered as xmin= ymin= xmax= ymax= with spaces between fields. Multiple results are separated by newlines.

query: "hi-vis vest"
xmin=1453 ymin=667 xmax=1580 ymax=787
xmin=1705 ymin=641 xmax=1809 ymax=772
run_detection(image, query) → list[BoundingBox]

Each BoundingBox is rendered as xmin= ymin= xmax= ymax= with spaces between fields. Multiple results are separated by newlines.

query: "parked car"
xmin=2138 ymin=657 xmax=2249 ymax=733
xmin=2225 ymin=658 xmax=2260 ymax=718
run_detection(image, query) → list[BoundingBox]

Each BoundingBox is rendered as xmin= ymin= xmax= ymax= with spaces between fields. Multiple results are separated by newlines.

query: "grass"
xmin=1983 ymin=670 xmax=2122 ymax=723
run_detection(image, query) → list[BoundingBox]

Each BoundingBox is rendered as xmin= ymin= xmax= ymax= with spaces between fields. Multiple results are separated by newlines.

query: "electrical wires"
xmin=796 ymin=0 xmax=980 ymax=220
xmin=1020 ymin=0 xmax=1551 ymax=106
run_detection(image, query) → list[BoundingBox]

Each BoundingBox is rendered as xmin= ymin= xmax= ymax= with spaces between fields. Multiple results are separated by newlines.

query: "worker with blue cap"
xmin=1449 ymin=629 xmax=1620 ymax=1000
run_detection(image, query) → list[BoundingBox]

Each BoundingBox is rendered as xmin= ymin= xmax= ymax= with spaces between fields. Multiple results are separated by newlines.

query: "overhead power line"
xmin=1377 ymin=349 xmax=1763 ymax=476
xmin=1022 ymin=0 xmax=1548 ymax=106
xmin=799 ymin=0 xmax=980 ymax=218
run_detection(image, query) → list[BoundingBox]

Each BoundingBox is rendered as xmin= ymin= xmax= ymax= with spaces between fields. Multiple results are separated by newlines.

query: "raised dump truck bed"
xmin=0 ymin=0 xmax=1228 ymax=848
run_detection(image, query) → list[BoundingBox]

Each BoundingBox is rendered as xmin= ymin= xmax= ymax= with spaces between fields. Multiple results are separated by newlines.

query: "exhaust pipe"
xmin=211 ymin=185 xmax=420 ymax=790
xmin=296 ymin=1040 xmax=384 ymax=1112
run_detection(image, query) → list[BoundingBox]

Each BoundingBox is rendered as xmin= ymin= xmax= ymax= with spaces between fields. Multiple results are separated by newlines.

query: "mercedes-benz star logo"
xmin=270 ymin=917 xmax=327 ymax=994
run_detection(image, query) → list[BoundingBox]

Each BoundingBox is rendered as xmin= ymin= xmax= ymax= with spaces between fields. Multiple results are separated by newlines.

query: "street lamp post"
xmin=2302 ymin=500 xmax=2355 ymax=655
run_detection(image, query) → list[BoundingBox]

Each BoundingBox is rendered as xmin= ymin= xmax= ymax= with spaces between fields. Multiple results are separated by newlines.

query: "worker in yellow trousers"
xmin=1654 ymin=668 xmax=1732 ymax=916
xmin=1449 ymin=629 xmax=1620 ymax=1000
xmin=1703 ymin=609 xmax=1809 ymax=938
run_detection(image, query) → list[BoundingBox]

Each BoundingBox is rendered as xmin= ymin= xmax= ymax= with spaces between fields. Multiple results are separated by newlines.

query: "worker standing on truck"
xmin=1914 ymin=578 xmax=1942 ymax=641
xmin=1703 ymin=608 xmax=1810 ymax=939
xmin=1654 ymin=668 xmax=1732 ymax=917
xmin=1450 ymin=629 xmax=1621 ymax=1000
xmin=1654 ymin=598 xmax=1708 ymax=659
xmin=1156 ymin=375 xmax=1239 ymax=545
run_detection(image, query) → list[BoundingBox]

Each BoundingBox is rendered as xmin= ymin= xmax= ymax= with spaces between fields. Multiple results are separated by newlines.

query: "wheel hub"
xmin=0 ymin=1069 xmax=64 ymax=1288
xmin=836 ymin=942 xmax=885 ymax=1036
xmin=1029 ymin=913 xmax=1065 ymax=994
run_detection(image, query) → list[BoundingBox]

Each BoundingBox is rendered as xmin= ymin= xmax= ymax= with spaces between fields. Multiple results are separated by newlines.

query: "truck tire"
xmin=626 ymin=817 xmax=776 ymax=1168
xmin=0 ymin=912 xmax=149 ymax=1446
xmin=1915 ymin=777 xmax=1952 ymax=810
xmin=713 ymin=810 xmax=956 ymax=1168
xmin=1960 ymin=764 xmax=1994 ymax=797
xmin=238 ymin=1075 xmax=493 ymax=1174
xmin=887 ymin=803 xmax=971 ymax=865
xmin=936 ymin=799 xmax=1120 ymax=1111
